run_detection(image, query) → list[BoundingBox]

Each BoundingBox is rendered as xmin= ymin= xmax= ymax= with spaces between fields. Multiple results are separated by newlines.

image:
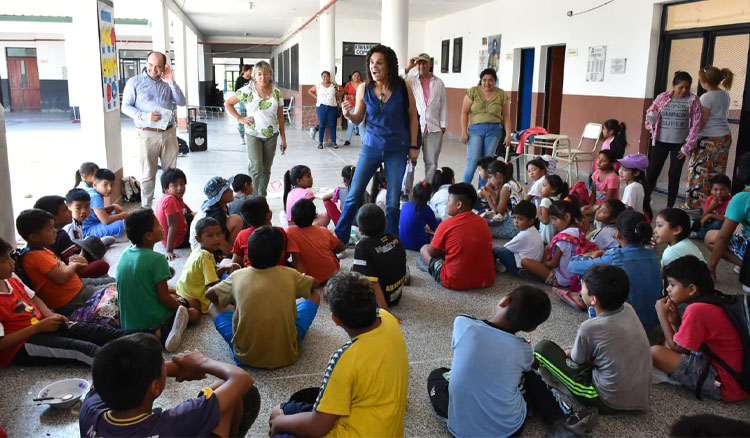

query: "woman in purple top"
xmin=336 ymin=45 xmax=419 ymax=244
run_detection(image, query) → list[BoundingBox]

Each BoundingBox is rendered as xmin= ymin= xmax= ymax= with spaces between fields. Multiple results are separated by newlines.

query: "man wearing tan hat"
xmin=402 ymin=53 xmax=447 ymax=194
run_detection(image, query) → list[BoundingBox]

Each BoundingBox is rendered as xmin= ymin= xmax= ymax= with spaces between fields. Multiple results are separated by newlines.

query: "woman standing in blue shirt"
xmin=568 ymin=210 xmax=662 ymax=332
xmin=336 ymin=45 xmax=419 ymax=244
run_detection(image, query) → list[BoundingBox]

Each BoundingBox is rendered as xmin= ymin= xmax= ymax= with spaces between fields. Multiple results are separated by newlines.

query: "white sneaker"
xmin=735 ymin=265 xmax=741 ymax=274
xmin=165 ymin=306 xmax=189 ymax=352
xmin=309 ymin=127 xmax=315 ymax=139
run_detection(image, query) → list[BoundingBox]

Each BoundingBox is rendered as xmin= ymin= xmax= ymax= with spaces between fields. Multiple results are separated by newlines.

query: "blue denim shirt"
xmin=121 ymin=73 xmax=186 ymax=128
xmin=568 ymin=245 xmax=662 ymax=330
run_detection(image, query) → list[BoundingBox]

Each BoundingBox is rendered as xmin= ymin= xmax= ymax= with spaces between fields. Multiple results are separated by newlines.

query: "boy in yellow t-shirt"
xmin=268 ymin=271 xmax=409 ymax=437
xmin=176 ymin=218 xmax=238 ymax=313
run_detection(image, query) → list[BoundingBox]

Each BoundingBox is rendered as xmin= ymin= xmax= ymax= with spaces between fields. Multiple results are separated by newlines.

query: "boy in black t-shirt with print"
xmin=352 ymin=204 xmax=406 ymax=311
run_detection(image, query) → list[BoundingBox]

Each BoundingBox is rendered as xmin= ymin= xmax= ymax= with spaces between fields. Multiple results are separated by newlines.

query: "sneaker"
xmin=400 ymin=194 xmax=409 ymax=202
xmin=495 ymin=259 xmax=507 ymax=273
xmin=240 ymin=136 xmax=246 ymax=145
xmin=564 ymin=407 xmax=599 ymax=436
xmin=331 ymin=142 xmax=339 ymax=149
xmin=100 ymin=236 xmax=116 ymax=248
xmin=309 ymin=127 xmax=315 ymax=139
xmin=689 ymin=231 xmax=698 ymax=239
xmin=735 ymin=265 xmax=742 ymax=274
xmin=518 ymin=268 xmax=536 ymax=282
xmin=344 ymin=140 xmax=351 ymax=146
xmin=318 ymin=143 xmax=324 ymax=149
xmin=164 ymin=306 xmax=189 ymax=352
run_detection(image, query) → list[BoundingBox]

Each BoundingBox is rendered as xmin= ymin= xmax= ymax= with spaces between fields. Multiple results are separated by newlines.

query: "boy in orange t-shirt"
xmin=286 ymin=199 xmax=346 ymax=283
xmin=16 ymin=209 xmax=114 ymax=316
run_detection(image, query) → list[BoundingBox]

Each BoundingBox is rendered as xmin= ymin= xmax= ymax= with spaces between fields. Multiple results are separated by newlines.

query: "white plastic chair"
xmin=283 ymin=96 xmax=294 ymax=123
xmin=554 ymin=123 xmax=603 ymax=183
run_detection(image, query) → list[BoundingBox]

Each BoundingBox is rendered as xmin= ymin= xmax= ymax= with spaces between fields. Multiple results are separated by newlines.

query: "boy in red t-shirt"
xmin=286 ymin=199 xmax=347 ymax=284
xmin=694 ymin=174 xmax=733 ymax=240
xmin=231 ymin=196 xmax=300 ymax=268
xmin=652 ymin=255 xmax=749 ymax=402
xmin=419 ymin=183 xmax=495 ymax=290
xmin=154 ymin=168 xmax=194 ymax=261
xmin=0 ymin=238 xmax=127 ymax=368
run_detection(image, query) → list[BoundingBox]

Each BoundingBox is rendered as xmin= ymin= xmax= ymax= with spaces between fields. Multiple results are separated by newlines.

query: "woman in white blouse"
xmin=308 ymin=71 xmax=343 ymax=149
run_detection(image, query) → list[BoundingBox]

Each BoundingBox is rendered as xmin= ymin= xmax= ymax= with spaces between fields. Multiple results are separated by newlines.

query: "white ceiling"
xmin=1 ymin=0 xmax=493 ymax=40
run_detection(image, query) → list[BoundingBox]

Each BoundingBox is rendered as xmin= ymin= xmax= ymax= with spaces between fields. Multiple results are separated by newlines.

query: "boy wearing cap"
xmin=617 ymin=153 xmax=649 ymax=215
xmin=190 ymin=177 xmax=243 ymax=256
xmin=403 ymin=52 xmax=447 ymax=187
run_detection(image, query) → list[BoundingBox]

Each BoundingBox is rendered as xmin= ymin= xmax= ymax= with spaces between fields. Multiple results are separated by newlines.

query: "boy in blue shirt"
xmin=428 ymin=285 xmax=597 ymax=437
xmin=83 ymin=169 xmax=128 ymax=239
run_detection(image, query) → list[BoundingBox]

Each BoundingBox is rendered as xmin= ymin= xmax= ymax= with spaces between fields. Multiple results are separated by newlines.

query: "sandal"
xmin=317 ymin=143 xmax=324 ymax=149
xmin=552 ymin=288 xmax=586 ymax=311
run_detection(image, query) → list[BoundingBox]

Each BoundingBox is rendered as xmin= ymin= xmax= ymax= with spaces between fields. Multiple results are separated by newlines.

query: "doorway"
xmin=657 ymin=28 xmax=750 ymax=190
xmin=517 ymin=48 xmax=535 ymax=131
xmin=6 ymin=48 xmax=40 ymax=111
xmin=543 ymin=45 xmax=566 ymax=134
xmin=342 ymin=42 xmax=376 ymax=87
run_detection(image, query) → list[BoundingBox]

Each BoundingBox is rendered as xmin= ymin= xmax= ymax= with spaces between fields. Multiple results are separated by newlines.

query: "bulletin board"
xmin=98 ymin=0 xmax=119 ymax=112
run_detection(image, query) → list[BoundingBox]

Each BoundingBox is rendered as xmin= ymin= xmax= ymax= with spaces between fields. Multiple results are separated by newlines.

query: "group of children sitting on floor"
xmin=1 ymin=140 xmax=748 ymax=437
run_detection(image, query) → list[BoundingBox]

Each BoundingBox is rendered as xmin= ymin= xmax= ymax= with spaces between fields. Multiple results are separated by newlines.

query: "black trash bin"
xmin=188 ymin=108 xmax=207 ymax=152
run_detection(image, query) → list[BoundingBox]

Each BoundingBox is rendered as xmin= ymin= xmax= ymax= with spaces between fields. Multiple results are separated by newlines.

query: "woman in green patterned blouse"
xmin=225 ymin=60 xmax=287 ymax=197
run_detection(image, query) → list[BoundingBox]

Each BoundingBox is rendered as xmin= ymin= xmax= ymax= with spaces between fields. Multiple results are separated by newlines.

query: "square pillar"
xmin=68 ymin=0 xmax=124 ymax=200
xmin=172 ymin=15 xmax=189 ymax=131
xmin=187 ymin=28 xmax=200 ymax=107
xmin=151 ymin=0 xmax=170 ymax=54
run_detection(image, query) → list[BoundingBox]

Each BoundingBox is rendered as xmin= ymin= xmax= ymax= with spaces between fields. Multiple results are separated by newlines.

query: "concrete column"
xmin=381 ymin=0 xmax=409 ymax=71
xmin=68 ymin=1 xmax=123 ymax=199
xmin=172 ymin=14 xmax=189 ymax=130
xmin=0 ymin=105 xmax=15 ymax=247
xmin=186 ymin=28 xmax=200 ymax=107
xmin=151 ymin=0 xmax=170 ymax=54
xmin=319 ymin=0 xmax=335 ymax=81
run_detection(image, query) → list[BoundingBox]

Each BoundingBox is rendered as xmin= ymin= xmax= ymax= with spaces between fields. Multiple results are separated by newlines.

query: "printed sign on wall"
xmin=98 ymin=0 xmax=119 ymax=112
xmin=586 ymin=45 xmax=607 ymax=82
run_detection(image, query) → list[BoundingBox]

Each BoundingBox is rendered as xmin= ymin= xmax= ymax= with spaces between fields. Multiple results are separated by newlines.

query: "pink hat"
xmin=617 ymin=153 xmax=648 ymax=173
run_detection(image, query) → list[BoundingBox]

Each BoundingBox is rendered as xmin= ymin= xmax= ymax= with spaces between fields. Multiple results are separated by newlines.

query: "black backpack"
xmin=12 ymin=247 xmax=43 ymax=290
xmin=693 ymin=291 xmax=750 ymax=399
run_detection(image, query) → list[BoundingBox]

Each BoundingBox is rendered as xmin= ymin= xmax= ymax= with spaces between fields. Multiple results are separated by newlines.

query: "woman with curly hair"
xmin=335 ymin=44 xmax=419 ymax=244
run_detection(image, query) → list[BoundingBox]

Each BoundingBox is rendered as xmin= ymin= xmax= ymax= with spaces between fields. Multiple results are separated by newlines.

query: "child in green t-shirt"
xmin=116 ymin=208 xmax=199 ymax=352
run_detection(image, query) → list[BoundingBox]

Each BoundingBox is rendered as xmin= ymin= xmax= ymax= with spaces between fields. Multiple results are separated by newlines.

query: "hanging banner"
xmin=98 ymin=0 xmax=119 ymax=112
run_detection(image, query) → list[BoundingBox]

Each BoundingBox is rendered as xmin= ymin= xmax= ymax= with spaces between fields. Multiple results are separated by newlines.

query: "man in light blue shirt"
xmin=122 ymin=51 xmax=186 ymax=207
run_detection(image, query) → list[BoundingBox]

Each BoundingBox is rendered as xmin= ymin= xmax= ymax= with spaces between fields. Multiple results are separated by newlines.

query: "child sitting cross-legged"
xmin=353 ymin=204 xmax=407 ymax=311
xmin=154 ymin=168 xmax=195 ymax=261
xmin=226 ymin=173 xmax=253 ymax=219
xmin=427 ymin=285 xmax=598 ymax=437
xmin=569 ymin=210 xmax=663 ymax=332
xmin=535 ymin=264 xmax=652 ymax=414
xmin=34 ymin=194 xmax=111 ymax=279
xmin=207 ymin=226 xmax=320 ymax=369
xmin=190 ymin=177 xmax=244 ymax=256
xmin=231 ymin=196 xmax=300 ymax=268
xmin=176 ymin=218 xmax=240 ymax=315
xmin=419 ymin=183 xmax=495 ymax=291
xmin=116 ymin=208 xmax=199 ymax=352
xmin=588 ymin=199 xmax=626 ymax=251
xmin=286 ymin=199 xmax=347 ymax=284
xmin=651 ymin=255 xmax=749 ymax=402
xmin=82 ymin=168 xmax=128 ymax=239
xmin=16 ymin=209 xmax=115 ymax=317
xmin=654 ymin=208 xmax=707 ymax=267
xmin=493 ymin=200 xmax=544 ymax=276
xmin=399 ymin=181 xmax=441 ymax=251
xmin=268 ymin=272 xmax=408 ymax=437
xmin=692 ymin=174 xmax=732 ymax=240
xmin=0 ymin=237 xmax=129 ymax=368
xmin=79 ymin=333 xmax=261 ymax=437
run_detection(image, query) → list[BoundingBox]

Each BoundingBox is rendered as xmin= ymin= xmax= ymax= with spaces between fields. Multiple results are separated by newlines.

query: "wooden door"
xmin=543 ymin=46 xmax=566 ymax=134
xmin=7 ymin=57 xmax=41 ymax=111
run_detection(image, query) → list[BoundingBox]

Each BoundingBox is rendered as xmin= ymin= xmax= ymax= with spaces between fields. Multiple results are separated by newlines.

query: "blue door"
xmin=517 ymin=48 xmax=535 ymax=130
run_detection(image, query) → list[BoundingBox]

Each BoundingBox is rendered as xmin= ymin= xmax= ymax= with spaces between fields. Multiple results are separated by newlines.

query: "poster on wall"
xmin=586 ymin=45 xmax=606 ymax=82
xmin=478 ymin=49 xmax=489 ymax=73
xmin=98 ymin=0 xmax=119 ymax=112
xmin=611 ymin=58 xmax=627 ymax=74
xmin=487 ymin=34 xmax=501 ymax=71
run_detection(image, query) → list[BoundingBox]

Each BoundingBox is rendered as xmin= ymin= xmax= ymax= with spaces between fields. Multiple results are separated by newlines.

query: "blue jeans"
xmin=697 ymin=219 xmax=723 ymax=240
xmin=493 ymin=245 xmax=520 ymax=275
xmin=463 ymin=122 xmax=502 ymax=186
xmin=317 ymin=105 xmax=337 ymax=143
xmin=345 ymin=108 xmax=366 ymax=141
xmin=213 ymin=300 xmax=318 ymax=366
xmin=335 ymin=146 xmax=408 ymax=243
xmin=83 ymin=219 xmax=125 ymax=238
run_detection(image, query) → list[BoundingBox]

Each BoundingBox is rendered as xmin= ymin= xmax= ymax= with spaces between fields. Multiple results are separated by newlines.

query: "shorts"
xmin=728 ymin=227 xmax=750 ymax=260
xmin=213 ymin=300 xmax=319 ymax=366
xmin=670 ymin=353 xmax=722 ymax=401
xmin=428 ymin=258 xmax=444 ymax=285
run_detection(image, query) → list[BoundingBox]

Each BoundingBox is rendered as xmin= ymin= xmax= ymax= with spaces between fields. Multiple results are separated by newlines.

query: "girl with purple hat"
xmin=618 ymin=153 xmax=652 ymax=221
